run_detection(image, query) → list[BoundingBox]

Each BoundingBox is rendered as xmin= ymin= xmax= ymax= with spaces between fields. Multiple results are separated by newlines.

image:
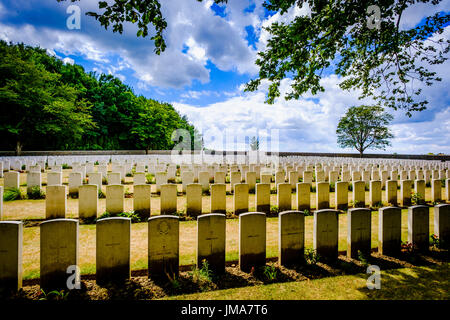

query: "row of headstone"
xmin=2 ymin=154 xmax=449 ymax=175
xmin=1 ymin=204 xmax=449 ymax=292
xmin=10 ymin=177 xmax=450 ymax=220
xmin=4 ymin=166 xmax=449 ymax=195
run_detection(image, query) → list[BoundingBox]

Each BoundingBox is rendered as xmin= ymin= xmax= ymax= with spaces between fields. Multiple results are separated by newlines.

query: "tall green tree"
xmin=336 ymin=105 xmax=394 ymax=157
xmin=131 ymin=99 xmax=174 ymax=153
xmin=58 ymin=1 xmax=450 ymax=115
xmin=0 ymin=41 xmax=200 ymax=152
xmin=0 ymin=42 xmax=94 ymax=154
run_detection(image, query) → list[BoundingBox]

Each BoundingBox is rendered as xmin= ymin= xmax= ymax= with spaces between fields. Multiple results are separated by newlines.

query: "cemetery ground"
xmin=1 ymin=170 xmax=449 ymax=300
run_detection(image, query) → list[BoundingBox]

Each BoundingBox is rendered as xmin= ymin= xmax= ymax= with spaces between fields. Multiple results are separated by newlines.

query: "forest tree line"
xmin=0 ymin=41 xmax=201 ymax=154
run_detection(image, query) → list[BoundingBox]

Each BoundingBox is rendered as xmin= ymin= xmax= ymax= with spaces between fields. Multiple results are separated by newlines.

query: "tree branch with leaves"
xmin=56 ymin=1 xmax=449 ymax=116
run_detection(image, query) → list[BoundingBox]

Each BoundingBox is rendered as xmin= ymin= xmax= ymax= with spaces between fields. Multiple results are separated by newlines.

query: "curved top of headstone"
xmin=148 ymin=215 xmax=180 ymax=222
xmin=80 ymin=184 xmax=97 ymax=188
xmin=348 ymin=208 xmax=371 ymax=213
xmin=160 ymin=183 xmax=177 ymax=187
xmin=134 ymin=184 xmax=151 ymax=187
xmin=106 ymin=184 xmax=123 ymax=187
xmin=435 ymin=203 xmax=450 ymax=209
xmin=198 ymin=213 xmax=226 ymax=219
xmin=408 ymin=205 xmax=429 ymax=210
xmin=96 ymin=217 xmax=131 ymax=224
xmin=239 ymin=212 xmax=266 ymax=217
xmin=379 ymin=206 xmax=401 ymax=212
xmin=279 ymin=210 xmax=304 ymax=216
xmin=315 ymin=209 xmax=339 ymax=214
xmin=0 ymin=221 xmax=23 ymax=225
xmin=40 ymin=218 xmax=78 ymax=225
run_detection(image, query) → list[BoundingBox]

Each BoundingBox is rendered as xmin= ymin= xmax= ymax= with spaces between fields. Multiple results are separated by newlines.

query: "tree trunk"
xmin=145 ymin=147 xmax=149 ymax=155
xmin=359 ymin=150 xmax=363 ymax=158
xmin=15 ymin=141 xmax=23 ymax=156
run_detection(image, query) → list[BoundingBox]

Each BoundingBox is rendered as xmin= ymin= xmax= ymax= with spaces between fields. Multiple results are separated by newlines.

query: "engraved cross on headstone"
xmin=49 ymin=244 xmax=68 ymax=264
xmin=205 ymin=230 xmax=219 ymax=254
xmin=321 ymin=222 xmax=335 ymax=242
xmin=384 ymin=216 xmax=399 ymax=238
xmin=105 ymin=235 xmax=121 ymax=249
xmin=354 ymin=218 xmax=368 ymax=239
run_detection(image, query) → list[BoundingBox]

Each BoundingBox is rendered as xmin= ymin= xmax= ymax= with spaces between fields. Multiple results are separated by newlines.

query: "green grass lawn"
xmin=165 ymin=263 xmax=450 ymax=300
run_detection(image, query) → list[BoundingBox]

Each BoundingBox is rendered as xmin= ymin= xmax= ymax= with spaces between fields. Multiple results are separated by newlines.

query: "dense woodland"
xmin=0 ymin=41 xmax=201 ymax=154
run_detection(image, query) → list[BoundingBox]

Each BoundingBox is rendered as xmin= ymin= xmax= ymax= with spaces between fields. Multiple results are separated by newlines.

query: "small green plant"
xmin=124 ymin=187 xmax=133 ymax=198
xmin=430 ymin=234 xmax=440 ymax=250
xmin=118 ymin=211 xmax=141 ymax=223
xmin=263 ymin=265 xmax=278 ymax=281
xmin=189 ymin=259 xmax=214 ymax=291
xmin=174 ymin=210 xmax=186 ymax=218
xmin=329 ymin=182 xmax=335 ymax=192
xmin=196 ymin=259 xmax=213 ymax=282
xmin=372 ymin=201 xmax=383 ymax=209
xmin=270 ymin=205 xmax=279 ymax=215
xmin=98 ymin=212 xmax=112 ymax=220
xmin=62 ymin=164 xmax=71 ymax=169
xmin=126 ymin=173 xmax=133 ymax=177
xmin=39 ymin=289 xmax=69 ymax=301
xmin=305 ymin=248 xmax=320 ymax=264
xmin=357 ymin=250 xmax=370 ymax=266
xmin=3 ymin=188 xmax=24 ymax=201
xmin=146 ymin=173 xmax=155 ymax=184
xmin=98 ymin=189 xmax=106 ymax=199
xmin=353 ymin=200 xmax=365 ymax=208
xmin=411 ymin=192 xmax=424 ymax=205
xmin=27 ymin=186 xmax=45 ymax=200
xmin=164 ymin=270 xmax=181 ymax=290
xmin=303 ymin=208 xmax=312 ymax=216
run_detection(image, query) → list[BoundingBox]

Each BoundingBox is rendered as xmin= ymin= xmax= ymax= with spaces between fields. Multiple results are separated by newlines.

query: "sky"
xmin=0 ymin=0 xmax=449 ymax=154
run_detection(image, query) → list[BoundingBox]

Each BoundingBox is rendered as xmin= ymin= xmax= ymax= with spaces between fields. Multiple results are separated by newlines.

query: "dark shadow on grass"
xmin=357 ymin=263 xmax=450 ymax=300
